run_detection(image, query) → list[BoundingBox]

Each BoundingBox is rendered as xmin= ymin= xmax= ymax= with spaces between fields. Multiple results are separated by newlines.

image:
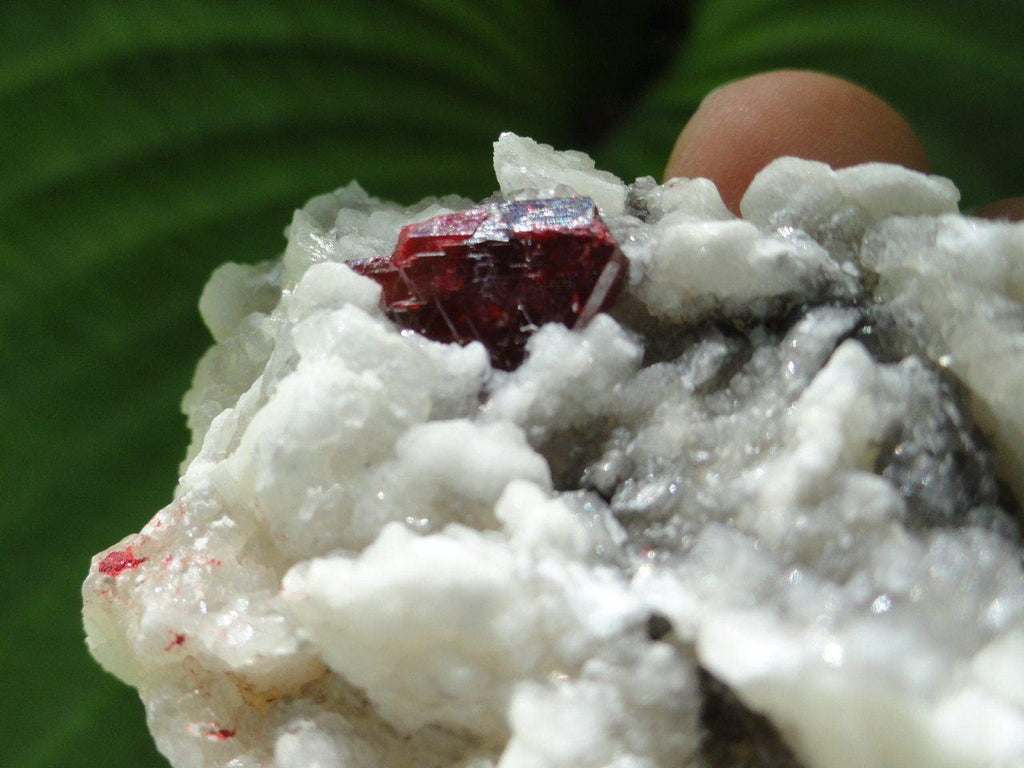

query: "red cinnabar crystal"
xmin=97 ymin=547 xmax=147 ymax=576
xmin=348 ymin=197 xmax=628 ymax=370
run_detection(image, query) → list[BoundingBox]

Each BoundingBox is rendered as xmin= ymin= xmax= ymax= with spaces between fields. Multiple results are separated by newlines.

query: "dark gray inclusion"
xmin=564 ymin=305 xmax=1019 ymax=539
xmin=699 ymin=669 xmax=804 ymax=768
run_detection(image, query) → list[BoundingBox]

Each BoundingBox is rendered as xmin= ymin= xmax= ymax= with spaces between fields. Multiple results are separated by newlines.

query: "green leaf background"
xmin=1 ymin=1 xmax=1020 ymax=765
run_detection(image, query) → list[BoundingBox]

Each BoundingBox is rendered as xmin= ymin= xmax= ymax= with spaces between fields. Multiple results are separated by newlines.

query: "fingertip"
xmin=665 ymin=70 xmax=930 ymax=213
xmin=974 ymin=196 xmax=1024 ymax=222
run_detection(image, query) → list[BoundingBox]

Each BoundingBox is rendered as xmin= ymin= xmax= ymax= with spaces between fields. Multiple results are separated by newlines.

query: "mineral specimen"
xmin=347 ymin=197 xmax=627 ymax=370
xmin=84 ymin=133 xmax=1024 ymax=768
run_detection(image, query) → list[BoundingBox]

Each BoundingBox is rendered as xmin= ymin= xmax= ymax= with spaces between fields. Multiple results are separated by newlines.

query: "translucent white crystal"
xmin=641 ymin=175 xmax=735 ymax=223
xmin=494 ymin=132 xmax=628 ymax=216
xmin=635 ymin=216 xmax=851 ymax=322
xmin=481 ymin=314 xmax=643 ymax=441
xmin=740 ymin=156 xmax=959 ymax=232
xmin=84 ymin=137 xmax=1024 ymax=768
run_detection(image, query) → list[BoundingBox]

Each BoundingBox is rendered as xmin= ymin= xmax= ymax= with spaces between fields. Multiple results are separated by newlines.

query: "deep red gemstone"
xmin=348 ymin=198 xmax=628 ymax=370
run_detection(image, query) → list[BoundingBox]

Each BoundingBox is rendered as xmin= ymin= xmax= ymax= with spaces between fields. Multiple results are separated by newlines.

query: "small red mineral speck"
xmin=207 ymin=728 xmax=236 ymax=740
xmin=348 ymin=197 xmax=628 ymax=370
xmin=166 ymin=632 xmax=187 ymax=650
xmin=98 ymin=547 xmax=147 ymax=576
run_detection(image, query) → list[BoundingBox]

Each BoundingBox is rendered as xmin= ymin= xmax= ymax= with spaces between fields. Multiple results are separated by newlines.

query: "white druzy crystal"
xmin=85 ymin=132 xmax=1024 ymax=768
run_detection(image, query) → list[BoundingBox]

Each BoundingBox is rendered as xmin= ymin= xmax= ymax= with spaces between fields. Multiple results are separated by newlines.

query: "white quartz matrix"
xmin=84 ymin=133 xmax=1024 ymax=768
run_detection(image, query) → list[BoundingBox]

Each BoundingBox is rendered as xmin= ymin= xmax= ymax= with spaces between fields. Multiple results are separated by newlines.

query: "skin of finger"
xmin=664 ymin=70 xmax=930 ymax=213
xmin=974 ymin=196 xmax=1024 ymax=222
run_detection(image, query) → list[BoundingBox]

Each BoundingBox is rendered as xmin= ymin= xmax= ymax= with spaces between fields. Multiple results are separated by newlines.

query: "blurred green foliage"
xmin=0 ymin=1 xmax=1020 ymax=765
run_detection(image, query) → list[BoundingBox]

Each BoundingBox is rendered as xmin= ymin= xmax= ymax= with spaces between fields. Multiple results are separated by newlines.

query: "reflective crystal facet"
xmin=349 ymin=197 xmax=627 ymax=370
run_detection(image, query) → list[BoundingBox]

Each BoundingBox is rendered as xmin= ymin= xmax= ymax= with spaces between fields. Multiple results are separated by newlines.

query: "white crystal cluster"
xmin=84 ymin=133 xmax=1024 ymax=768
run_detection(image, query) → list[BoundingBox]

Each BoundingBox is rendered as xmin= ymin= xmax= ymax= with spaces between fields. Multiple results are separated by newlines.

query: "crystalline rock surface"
xmin=84 ymin=132 xmax=1024 ymax=768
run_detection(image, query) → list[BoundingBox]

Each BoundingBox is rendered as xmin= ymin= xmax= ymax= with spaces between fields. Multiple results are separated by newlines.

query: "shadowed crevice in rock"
xmin=698 ymin=669 xmax=805 ymax=768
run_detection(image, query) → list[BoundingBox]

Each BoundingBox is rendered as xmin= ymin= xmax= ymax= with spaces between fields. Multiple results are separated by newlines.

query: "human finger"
xmin=664 ymin=70 xmax=930 ymax=213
